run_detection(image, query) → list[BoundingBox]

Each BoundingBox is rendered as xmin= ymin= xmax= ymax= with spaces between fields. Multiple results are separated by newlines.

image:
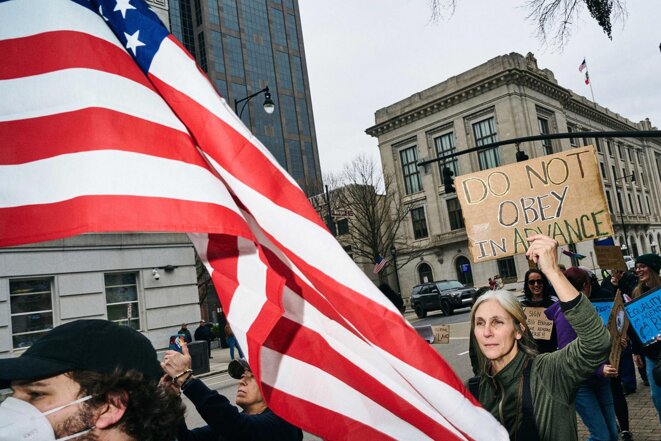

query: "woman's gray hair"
xmin=470 ymin=290 xmax=538 ymax=374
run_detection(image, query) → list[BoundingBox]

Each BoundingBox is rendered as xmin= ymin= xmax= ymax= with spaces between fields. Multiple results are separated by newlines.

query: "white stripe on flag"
xmin=0 ymin=69 xmax=188 ymax=132
xmin=0 ymin=0 xmax=123 ymax=52
xmin=0 ymin=151 xmax=238 ymax=210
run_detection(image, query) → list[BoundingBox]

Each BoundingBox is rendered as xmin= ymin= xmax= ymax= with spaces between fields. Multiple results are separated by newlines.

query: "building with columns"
xmin=366 ymin=52 xmax=661 ymax=301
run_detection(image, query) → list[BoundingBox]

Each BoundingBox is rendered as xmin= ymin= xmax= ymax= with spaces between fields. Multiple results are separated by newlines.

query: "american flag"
xmin=0 ymin=1 xmax=507 ymax=439
xmin=578 ymin=58 xmax=587 ymax=72
xmin=373 ymin=255 xmax=388 ymax=274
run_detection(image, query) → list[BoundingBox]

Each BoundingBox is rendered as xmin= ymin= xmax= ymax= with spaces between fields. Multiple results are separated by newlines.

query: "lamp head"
xmin=263 ymin=91 xmax=275 ymax=114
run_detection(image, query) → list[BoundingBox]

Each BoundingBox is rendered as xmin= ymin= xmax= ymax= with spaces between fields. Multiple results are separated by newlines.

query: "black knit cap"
xmin=0 ymin=319 xmax=162 ymax=388
xmin=635 ymin=253 xmax=661 ymax=273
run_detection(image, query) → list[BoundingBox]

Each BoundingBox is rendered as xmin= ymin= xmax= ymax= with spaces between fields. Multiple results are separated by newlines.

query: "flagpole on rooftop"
xmin=584 ymin=57 xmax=598 ymax=110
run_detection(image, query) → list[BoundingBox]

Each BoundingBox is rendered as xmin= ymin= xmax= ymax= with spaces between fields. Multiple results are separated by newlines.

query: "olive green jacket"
xmin=475 ymin=295 xmax=611 ymax=441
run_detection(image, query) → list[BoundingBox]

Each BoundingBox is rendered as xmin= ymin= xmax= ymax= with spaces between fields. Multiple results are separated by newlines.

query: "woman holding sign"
xmin=469 ymin=235 xmax=610 ymax=441
xmin=521 ymin=269 xmax=558 ymax=354
xmin=631 ymin=253 xmax=661 ymax=424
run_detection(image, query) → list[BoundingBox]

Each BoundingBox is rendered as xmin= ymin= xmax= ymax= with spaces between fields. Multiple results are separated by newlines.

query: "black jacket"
xmin=177 ymin=379 xmax=303 ymax=441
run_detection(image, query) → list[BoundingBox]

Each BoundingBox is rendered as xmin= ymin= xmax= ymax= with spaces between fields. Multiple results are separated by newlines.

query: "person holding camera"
xmin=162 ymin=342 xmax=302 ymax=441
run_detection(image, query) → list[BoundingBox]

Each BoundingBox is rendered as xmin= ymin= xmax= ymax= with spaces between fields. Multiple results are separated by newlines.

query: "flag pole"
xmin=584 ymin=57 xmax=598 ymax=110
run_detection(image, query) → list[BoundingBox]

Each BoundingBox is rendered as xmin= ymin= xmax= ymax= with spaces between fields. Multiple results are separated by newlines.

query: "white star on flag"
xmin=114 ymin=0 xmax=136 ymax=19
xmin=124 ymin=30 xmax=145 ymax=55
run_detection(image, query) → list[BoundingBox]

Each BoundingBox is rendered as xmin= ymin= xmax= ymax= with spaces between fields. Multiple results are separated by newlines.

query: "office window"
xmin=611 ymin=165 xmax=617 ymax=181
xmin=400 ymin=146 xmax=422 ymax=194
xmin=594 ymin=138 xmax=602 ymax=153
xmin=105 ymin=273 xmax=140 ymax=330
xmin=637 ymin=195 xmax=643 ymax=213
xmin=224 ymin=35 xmax=244 ymax=78
xmin=605 ymin=190 xmax=613 ymax=213
xmin=10 ymin=278 xmax=53 ymax=349
xmin=599 ymin=162 xmax=607 ymax=179
xmin=193 ymin=0 xmax=202 ymax=26
xmin=336 ymin=219 xmax=349 ymax=236
xmin=582 ymin=132 xmax=590 ymax=147
xmin=617 ymin=191 xmax=624 ymax=214
xmin=434 ymin=132 xmax=458 ymax=181
xmin=222 ymin=0 xmax=239 ymax=32
xmin=568 ymin=125 xmax=578 ymax=147
xmin=607 ymin=140 xmax=613 ymax=156
xmin=447 ymin=197 xmax=464 ymax=230
xmin=627 ymin=193 xmax=634 ymax=214
xmin=627 ymin=148 xmax=632 ymax=162
xmin=497 ymin=257 xmax=517 ymax=279
xmin=617 ymin=144 xmax=623 ymax=158
xmin=473 ymin=117 xmax=499 ymax=170
xmin=537 ymin=117 xmax=553 ymax=154
xmin=197 ymin=32 xmax=207 ymax=72
xmin=411 ymin=207 xmax=428 ymax=239
xmin=646 ymin=196 xmax=651 ymax=214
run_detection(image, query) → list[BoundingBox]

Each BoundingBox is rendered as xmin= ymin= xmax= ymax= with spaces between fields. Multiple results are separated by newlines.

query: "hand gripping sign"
xmin=455 ymin=146 xmax=613 ymax=262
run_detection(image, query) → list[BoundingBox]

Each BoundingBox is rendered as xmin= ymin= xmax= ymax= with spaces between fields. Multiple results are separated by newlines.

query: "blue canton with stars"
xmin=85 ymin=0 xmax=170 ymax=73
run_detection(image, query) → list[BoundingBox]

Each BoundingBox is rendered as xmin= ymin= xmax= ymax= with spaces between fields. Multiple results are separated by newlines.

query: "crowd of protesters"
xmin=0 ymin=234 xmax=658 ymax=441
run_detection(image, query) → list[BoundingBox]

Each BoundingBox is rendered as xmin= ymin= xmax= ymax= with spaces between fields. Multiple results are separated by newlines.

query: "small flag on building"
xmin=579 ymin=58 xmax=587 ymax=72
xmin=584 ymin=71 xmax=590 ymax=85
xmin=373 ymin=255 xmax=389 ymax=274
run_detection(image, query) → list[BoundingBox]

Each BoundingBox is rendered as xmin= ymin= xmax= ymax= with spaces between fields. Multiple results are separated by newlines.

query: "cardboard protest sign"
xmin=592 ymin=301 xmax=614 ymax=326
xmin=606 ymin=292 xmax=629 ymax=367
xmin=523 ymin=307 xmax=553 ymax=340
xmin=456 ymin=146 xmax=613 ymax=263
xmin=624 ymin=286 xmax=661 ymax=346
xmin=594 ymin=245 xmax=628 ymax=272
xmin=432 ymin=324 xmax=450 ymax=344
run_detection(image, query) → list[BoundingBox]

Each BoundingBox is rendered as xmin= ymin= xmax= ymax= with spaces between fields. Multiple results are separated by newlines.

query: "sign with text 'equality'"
xmin=625 ymin=286 xmax=661 ymax=347
xmin=456 ymin=146 xmax=613 ymax=263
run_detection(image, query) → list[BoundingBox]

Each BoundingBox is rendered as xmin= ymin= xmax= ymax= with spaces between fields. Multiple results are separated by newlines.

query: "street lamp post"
xmin=234 ymin=86 xmax=275 ymax=119
xmin=614 ymin=173 xmax=635 ymax=256
xmin=390 ymin=246 xmax=401 ymax=294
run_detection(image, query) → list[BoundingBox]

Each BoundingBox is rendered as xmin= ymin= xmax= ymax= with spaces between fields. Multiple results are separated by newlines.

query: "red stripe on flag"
xmin=0 ymin=30 xmax=152 ymax=88
xmin=0 ymin=196 xmax=251 ymax=247
xmin=0 ymin=109 xmax=205 ymax=167
xmin=262 ymin=384 xmax=398 ymax=441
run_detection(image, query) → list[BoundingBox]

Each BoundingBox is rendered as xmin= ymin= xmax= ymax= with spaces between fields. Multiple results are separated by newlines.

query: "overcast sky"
xmin=298 ymin=0 xmax=661 ymax=175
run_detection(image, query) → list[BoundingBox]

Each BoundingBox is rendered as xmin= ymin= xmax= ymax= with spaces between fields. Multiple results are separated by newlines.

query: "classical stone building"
xmin=366 ymin=52 xmax=661 ymax=301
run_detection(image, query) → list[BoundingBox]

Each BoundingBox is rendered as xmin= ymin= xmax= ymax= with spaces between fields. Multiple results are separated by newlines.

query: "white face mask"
xmin=0 ymin=395 xmax=93 ymax=441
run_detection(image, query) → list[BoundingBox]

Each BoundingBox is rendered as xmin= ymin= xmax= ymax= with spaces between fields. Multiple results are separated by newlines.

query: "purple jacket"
xmin=545 ymin=302 xmax=607 ymax=377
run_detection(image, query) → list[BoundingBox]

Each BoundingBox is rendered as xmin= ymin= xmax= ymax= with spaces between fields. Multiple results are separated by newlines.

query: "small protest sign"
xmin=432 ymin=325 xmax=450 ymax=344
xmin=624 ymin=286 xmax=661 ymax=346
xmin=594 ymin=246 xmax=627 ymax=272
xmin=606 ymin=292 xmax=628 ymax=367
xmin=523 ymin=307 xmax=553 ymax=340
xmin=592 ymin=301 xmax=613 ymax=326
xmin=455 ymin=146 xmax=613 ymax=263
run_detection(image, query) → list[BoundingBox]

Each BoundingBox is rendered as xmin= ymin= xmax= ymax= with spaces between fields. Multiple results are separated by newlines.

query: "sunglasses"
xmin=527 ymin=280 xmax=544 ymax=286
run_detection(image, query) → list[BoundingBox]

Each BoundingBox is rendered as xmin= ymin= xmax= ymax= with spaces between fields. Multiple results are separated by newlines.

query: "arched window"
xmin=455 ymin=256 xmax=474 ymax=286
xmin=418 ymin=263 xmax=433 ymax=284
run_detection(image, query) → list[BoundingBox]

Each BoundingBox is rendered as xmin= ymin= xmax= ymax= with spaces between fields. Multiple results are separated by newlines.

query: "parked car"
xmin=410 ymin=280 xmax=477 ymax=318
xmin=623 ymin=255 xmax=635 ymax=270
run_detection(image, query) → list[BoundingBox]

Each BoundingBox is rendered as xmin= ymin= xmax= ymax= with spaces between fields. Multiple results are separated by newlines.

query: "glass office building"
xmin=168 ymin=0 xmax=322 ymax=193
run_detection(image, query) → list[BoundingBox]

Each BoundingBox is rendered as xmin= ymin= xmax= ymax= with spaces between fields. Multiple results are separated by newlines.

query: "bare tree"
xmin=428 ymin=0 xmax=627 ymax=47
xmin=322 ymin=155 xmax=423 ymax=284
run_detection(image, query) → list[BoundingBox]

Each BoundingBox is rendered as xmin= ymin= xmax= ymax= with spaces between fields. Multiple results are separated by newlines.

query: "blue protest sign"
xmin=624 ymin=286 xmax=661 ymax=346
xmin=592 ymin=301 xmax=613 ymax=326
